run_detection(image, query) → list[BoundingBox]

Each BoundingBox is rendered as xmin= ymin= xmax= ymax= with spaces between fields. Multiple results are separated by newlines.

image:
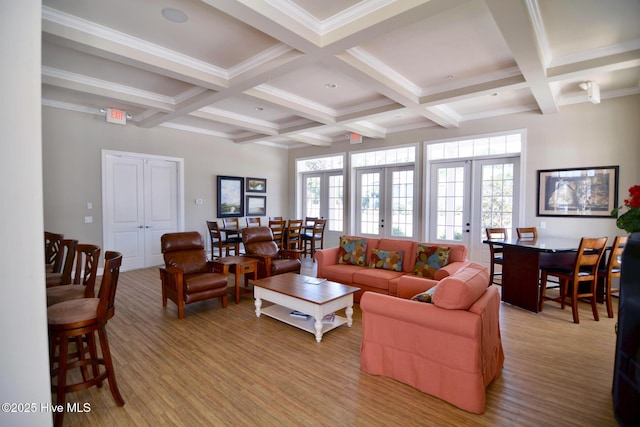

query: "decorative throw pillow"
xmin=369 ymin=248 xmax=404 ymax=272
xmin=413 ymin=244 xmax=451 ymax=279
xmin=337 ymin=237 xmax=368 ymax=266
xmin=411 ymin=286 xmax=438 ymax=303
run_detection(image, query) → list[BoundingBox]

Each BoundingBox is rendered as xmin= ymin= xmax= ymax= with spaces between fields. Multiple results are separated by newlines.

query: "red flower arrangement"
xmin=612 ymin=185 xmax=640 ymax=233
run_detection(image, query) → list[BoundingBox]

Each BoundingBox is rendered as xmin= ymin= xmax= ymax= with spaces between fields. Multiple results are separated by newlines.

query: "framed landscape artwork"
xmin=537 ymin=165 xmax=619 ymax=218
xmin=217 ymin=176 xmax=244 ymax=217
xmin=246 ymin=177 xmax=267 ymax=193
xmin=246 ymin=195 xmax=266 ymax=216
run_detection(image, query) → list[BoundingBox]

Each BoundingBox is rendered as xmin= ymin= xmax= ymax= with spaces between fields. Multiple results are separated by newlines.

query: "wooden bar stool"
xmin=48 ymin=251 xmax=125 ymax=427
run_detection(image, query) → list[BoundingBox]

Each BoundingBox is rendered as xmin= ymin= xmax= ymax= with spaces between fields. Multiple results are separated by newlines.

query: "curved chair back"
xmin=73 ymin=244 xmax=101 ymax=297
xmin=243 ymin=227 xmax=279 ymax=258
xmin=161 ymin=232 xmax=208 ymax=274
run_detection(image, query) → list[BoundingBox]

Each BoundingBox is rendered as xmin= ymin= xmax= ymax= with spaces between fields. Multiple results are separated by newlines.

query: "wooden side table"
xmin=216 ymin=256 xmax=258 ymax=304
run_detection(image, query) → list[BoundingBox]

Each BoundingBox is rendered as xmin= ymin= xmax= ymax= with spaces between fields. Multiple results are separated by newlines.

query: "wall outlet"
xmin=195 ymin=198 xmax=204 ymax=205
xmin=540 ymin=221 xmax=546 ymax=229
xmin=84 ymin=216 xmax=93 ymax=224
xmin=87 ymin=202 xmax=93 ymax=209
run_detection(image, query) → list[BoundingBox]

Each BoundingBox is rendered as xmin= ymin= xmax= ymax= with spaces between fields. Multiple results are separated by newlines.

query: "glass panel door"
xmin=429 ymin=161 xmax=471 ymax=246
xmin=356 ymin=166 xmax=415 ymax=238
xmin=356 ymin=169 xmax=381 ymax=236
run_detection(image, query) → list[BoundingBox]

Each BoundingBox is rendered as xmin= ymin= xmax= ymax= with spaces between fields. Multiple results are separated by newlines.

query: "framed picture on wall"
xmin=246 ymin=177 xmax=267 ymax=193
xmin=536 ymin=165 xmax=619 ymax=217
xmin=246 ymin=195 xmax=266 ymax=216
xmin=217 ymin=176 xmax=244 ymax=217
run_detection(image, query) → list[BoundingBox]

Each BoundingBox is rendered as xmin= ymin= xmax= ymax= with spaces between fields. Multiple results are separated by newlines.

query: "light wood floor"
xmin=58 ymin=259 xmax=619 ymax=426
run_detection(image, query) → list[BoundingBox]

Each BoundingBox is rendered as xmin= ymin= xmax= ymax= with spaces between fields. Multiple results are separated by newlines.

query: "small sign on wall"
xmin=106 ymin=108 xmax=126 ymax=125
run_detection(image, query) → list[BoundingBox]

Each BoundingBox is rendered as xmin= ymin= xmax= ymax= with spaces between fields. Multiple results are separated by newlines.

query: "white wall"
xmin=0 ymin=1 xmax=53 ymax=426
xmin=42 ymin=107 xmax=290 ymax=255
xmin=288 ymin=95 xmax=640 ymax=245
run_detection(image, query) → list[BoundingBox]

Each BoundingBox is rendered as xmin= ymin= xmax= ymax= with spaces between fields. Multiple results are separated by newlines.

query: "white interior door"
xmin=103 ymin=151 xmax=182 ymax=270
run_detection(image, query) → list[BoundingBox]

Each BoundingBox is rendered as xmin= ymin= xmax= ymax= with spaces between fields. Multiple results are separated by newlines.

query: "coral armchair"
xmin=159 ymin=232 xmax=229 ymax=319
xmin=242 ymin=226 xmax=302 ymax=279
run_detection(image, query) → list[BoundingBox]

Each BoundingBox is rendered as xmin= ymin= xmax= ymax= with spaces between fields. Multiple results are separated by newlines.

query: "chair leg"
xmin=569 ymin=281 xmax=579 ymax=324
xmin=605 ymin=279 xmax=614 ymax=318
xmin=97 ymin=326 xmax=125 ymax=406
xmin=590 ymin=280 xmax=600 ymax=322
xmin=53 ymin=335 xmax=69 ymax=427
xmin=539 ymin=272 xmax=548 ymax=312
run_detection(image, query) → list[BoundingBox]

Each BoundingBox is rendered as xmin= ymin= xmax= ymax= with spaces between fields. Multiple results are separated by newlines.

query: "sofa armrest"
xmin=434 ymin=260 xmax=471 ymax=280
xmin=315 ymin=247 xmax=340 ymax=278
xmin=396 ymin=275 xmax=439 ymax=299
xmin=207 ymin=261 xmax=229 ymax=275
xmin=159 ymin=266 xmax=184 ymax=296
xmin=281 ymin=249 xmax=303 ymax=260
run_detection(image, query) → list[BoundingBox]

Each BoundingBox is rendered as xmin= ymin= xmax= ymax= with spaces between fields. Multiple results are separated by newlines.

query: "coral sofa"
xmin=315 ymin=236 xmax=470 ymax=302
xmin=359 ymin=262 xmax=504 ymax=414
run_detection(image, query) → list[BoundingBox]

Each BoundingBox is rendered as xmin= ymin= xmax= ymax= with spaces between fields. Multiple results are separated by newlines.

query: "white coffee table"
xmin=252 ymin=273 xmax=360 ymax=342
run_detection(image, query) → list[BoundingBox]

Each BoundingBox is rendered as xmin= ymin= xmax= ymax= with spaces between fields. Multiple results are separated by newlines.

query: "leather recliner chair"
xmin=159 ymin=231 xmax=229 ymax=319
xmin=241 ymin=226 xmax=302 ymax=279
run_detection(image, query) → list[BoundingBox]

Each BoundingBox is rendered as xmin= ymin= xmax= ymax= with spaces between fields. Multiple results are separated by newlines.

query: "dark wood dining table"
xmin=483 ymin=237 xmax=583 ymax=313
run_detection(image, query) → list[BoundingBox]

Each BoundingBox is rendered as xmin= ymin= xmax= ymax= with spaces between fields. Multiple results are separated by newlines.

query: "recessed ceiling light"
xmin=255 ymin=106 xmax=264 ymax=111
xmin=447 ymin=75 xmax=455 ymax=80
xmin=161 ymin=8 xmax=188 ymax=23
xmin=324 ymin=83 xmax=337 ymax=89
xmin=491 ymin=92 xmax=499 ymax=97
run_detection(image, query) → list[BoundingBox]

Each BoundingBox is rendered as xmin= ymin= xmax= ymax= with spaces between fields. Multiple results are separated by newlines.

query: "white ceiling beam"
xmin=484 ymin=0 xmax=559 ymax=114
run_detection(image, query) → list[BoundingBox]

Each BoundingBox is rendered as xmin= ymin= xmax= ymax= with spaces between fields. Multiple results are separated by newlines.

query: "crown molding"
xmin=266 ymin=0 xmax=394 ymax=35
xmin=43 ymin=6 xmax=228 ymax=78
xmin=42 ymin=66 xmax=175 ymax=107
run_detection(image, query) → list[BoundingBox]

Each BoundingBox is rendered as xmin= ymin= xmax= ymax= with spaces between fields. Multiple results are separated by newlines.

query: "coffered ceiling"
xmin=41 ymin=0 xmax=640 ymax=149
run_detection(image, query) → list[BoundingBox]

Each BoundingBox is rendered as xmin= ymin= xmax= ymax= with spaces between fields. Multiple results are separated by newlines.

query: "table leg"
xmin=346 ymin=304 xmax=354 ymax=327
xmin=235 ymin=267 xmax=242 ymax=304
xmin=254 ymin=296 xmax=262 ymax=318
xmin=314 ymin=318 xmax=323 ymax=343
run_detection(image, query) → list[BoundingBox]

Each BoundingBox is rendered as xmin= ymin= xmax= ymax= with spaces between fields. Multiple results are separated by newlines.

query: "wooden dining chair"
xmin=269 ymin=216 xmax=283 ymax=221
xmin=221 ymin=217 xmax=243 ymax=249
xmin=302 ymin=219 xmax=327 ymax=260
xmin=285 ymin=219 xmax=303 ymax=250
xmin=206 ymin=221 xmax=239 ymax=258
xmin=268 ymin=219 xmax=286 ymax=249
xmin=516 ymin=227 xmax=538 ymax=240
xmin=598 ymin=235 xmax=627 ymax=318
xmin=485 ymin=228 xmax=507 ymax=285
xmin=246 ymin=217 xmax=261 ymax=227
xmin=539 ymin=237 xmax=608 ymax=323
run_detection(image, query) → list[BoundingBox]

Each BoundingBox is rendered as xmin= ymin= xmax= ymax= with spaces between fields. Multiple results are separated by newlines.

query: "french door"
xmin=428 ymin=157 xmax=519 ymax=262
xmin=102 ymin=151 xmax=183 ymax=270
xmin=355 ymin=165 xmax=414 ymax=238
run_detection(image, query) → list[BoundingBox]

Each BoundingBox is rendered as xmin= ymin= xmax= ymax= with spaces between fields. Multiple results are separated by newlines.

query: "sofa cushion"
xmin=377 ymin=239 xmax=416 ymax=273
xmin=352 ymin=268 xmax=405 ymax=291
xmin=411 ymin=285 xmax=437 ymax=303
xmin=369 ymin=248 xmax=404 ymax=272
xmin=337 ymin=236 xmax=368 ymax=266
xmin=432 ymin=263 xmax=489 ymax=310
xmin=413 ymin=244 xmax=450 ymax=278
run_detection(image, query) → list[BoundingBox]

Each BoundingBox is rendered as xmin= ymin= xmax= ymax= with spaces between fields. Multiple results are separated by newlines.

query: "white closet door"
xmin=103 ymin=151 xmax=181 ymax=270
